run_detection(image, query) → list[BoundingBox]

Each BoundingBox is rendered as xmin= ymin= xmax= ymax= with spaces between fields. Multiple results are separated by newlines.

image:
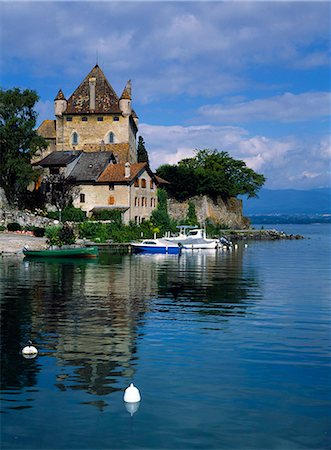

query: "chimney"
xmin=124 ymin=162 xmax=131 ymax=178
xmin=89 ymin=77 xmax=96 ymax=111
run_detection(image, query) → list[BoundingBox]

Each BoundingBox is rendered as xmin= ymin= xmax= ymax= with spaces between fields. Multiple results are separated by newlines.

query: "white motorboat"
xmin=164 ymin=227 xmax=220 ymax=250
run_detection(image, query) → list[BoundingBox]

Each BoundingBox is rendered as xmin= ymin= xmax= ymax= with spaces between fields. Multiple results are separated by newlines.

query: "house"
xmin=35 ymin=65 xmax=158 ymax=224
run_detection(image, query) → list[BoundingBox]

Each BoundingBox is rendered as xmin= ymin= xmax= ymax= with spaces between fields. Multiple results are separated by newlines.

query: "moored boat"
xmin=23 ymin=246 xmax=99 ymax=258
xmin=130 ymin=239 xmax=181 ymax=254
xmin=164 ymin=227 xmax=220 ymax=250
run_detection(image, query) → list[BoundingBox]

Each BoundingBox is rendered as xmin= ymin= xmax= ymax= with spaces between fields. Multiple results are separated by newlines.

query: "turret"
xmin=54 ymin=89 xmax=67 ymax=117
xmin=119 ymin=80 xmax=132 ymax=117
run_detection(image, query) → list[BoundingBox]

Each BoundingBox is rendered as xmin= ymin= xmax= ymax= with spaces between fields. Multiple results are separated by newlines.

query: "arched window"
xmin=72 ymin=132 xmax=79 ymax=145
xmin=108 ymin=132 xmax=114 ymax=143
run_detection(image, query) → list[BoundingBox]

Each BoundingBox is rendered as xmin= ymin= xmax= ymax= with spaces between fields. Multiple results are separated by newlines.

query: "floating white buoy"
xmin=244 ymin=244 xmax=248 ymax=248
xmin=124 ymin=383 xmax=141 ymax=403
xmin=22 ymin=341 xmax=38 ymax=358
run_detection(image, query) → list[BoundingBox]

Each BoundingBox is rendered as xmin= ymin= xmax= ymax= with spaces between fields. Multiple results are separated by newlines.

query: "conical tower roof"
xmin=120 ymin=80 xmax=132 ymax=100
xmin=54 ymin=89 xmax=66 ymax=101
xmin=65 ymin=65 xmax=121 ymax=114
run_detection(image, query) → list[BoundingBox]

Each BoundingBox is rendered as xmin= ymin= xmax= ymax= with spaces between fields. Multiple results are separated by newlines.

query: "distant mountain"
xmin=242 ymin=188 xmax=331 ymax=215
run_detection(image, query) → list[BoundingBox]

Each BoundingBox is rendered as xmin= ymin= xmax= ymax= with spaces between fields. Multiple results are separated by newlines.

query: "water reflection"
xmin=0 ymin=246 xmax=260 ymax=409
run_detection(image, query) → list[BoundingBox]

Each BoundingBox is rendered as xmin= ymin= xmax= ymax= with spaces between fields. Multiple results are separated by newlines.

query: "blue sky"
xmin=1 ymin=1 xmax=330 ymax=190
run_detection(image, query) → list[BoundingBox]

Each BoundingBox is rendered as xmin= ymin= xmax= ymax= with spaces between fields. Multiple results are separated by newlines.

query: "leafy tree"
xmin=186 ymin=201 xmax=199 ymax=226
xmin=0 ymin=88 xmax=47 ymax=205
xmin=44 ymin=174 xmax=79 ymax=221
xmin=137 ymin=135 xmax=149 ymax=164
xmin=156 ymin=149 xmax=265 ymax=201
xmin=150 ymin=188 xmax=176 ymax=236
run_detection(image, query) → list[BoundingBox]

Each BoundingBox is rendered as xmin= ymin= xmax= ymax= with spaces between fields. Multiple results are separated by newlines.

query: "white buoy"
xmin=124 ymin=383 xmax=141 ymax=403
xmin=22 ymin=341 xmax=38 ymax=357
xmin=244 ymin=244 xmax=248 ymax=248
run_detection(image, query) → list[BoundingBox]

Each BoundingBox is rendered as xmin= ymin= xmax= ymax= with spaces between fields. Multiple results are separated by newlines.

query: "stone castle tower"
xmin=39 ymin=65 xmax=139 ymax=164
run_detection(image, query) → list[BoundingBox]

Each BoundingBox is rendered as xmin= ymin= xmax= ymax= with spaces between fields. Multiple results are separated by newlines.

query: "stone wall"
xmin=167 ymin=195 xmax=250 ymax=229
xmin=0 ymin=208 xmax=57 ymax=228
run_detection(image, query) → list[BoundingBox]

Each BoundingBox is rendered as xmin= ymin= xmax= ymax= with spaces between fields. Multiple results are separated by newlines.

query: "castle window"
xmin=150 ymin=180 xmax=154 ymax=189
xmin=97 ymin=117 xmax=103 ymax=122
xmin=80 ymin=193 xmax=85 ymax=203
xmin=108 ymin=132 xmax=114 ymax=143
xmin=134 ymin=179 xmax=139 ymax=187
xmin=150 ymin=198 xmax=153 ymax=207
xmin=72 ymin=132 xmax=79 ymax=145
xmin=141 ymin=178 xmax=146 ymax=188
xmin=134 ymin=197 xmax=138 ymax=207
xmin=82 ymin=117 xmax=88 ymax=122
xmin=113 ymin=116 xmax=119 ymax=122
xmin=108 ymin=196 xmax=115 ymax=205
xmin=66 ymin=117 xmax=72 ymax=122
xmin=109 ymin=185 xmax=114 ymax=191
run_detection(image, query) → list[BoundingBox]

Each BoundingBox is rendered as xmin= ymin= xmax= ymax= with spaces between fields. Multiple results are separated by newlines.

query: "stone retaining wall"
xmin=0 ymin=208 xmax=58 ymax=228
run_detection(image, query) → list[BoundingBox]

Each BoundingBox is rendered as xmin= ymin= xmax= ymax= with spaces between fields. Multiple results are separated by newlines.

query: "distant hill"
xmin=242 ymin=188 xmax=331 ymax=215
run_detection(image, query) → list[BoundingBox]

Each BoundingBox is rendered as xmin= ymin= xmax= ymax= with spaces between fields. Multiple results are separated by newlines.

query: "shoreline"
xmin=0 ymin=228 xmax=304 ymax=256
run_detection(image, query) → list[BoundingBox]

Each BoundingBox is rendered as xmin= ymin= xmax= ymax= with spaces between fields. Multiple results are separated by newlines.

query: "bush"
xmin=79 ymin=222 xmax=111 ymax=243
xmin=91 ymin=209 xmax=122 ymax=224
xmin=59 ymin=224 xmax=76 ymax=245
xmin=7 ymin=222 xmax=22 ymax=232
xmin=0 ymin=225 xmax=6 ymax=232
xmin=45 ymin=224 xmax=76 ymax=246
xmin=33 ymin=227 xmax=45 ymax=237
xmin=45 ymin=225 xmax=62 ymax=246
xmin=46 ymin=205 xmax=86 ymax=222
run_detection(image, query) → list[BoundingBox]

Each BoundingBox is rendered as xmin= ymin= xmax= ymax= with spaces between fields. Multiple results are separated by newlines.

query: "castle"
xmin=36 ymin=65 xmax=159 ymax=224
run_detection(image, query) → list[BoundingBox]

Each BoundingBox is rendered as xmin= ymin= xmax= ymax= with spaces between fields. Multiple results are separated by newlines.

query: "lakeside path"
xmin=0 ymin=232 xmax=47 ymax=256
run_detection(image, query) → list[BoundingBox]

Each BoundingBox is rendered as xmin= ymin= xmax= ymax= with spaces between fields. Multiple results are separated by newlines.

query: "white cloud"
xmin=198 ymin=92 xmax=331 ymax=123
xmin=141 ymin=123 xmax=331 ymax=189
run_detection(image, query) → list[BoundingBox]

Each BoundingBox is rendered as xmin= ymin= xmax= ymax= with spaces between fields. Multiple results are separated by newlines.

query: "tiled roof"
xmin=68 ymin=152 xmax=114 ymax=182
xmin=65 ymin=65 xmax=121 ymax=115
xmin=33 ymin=151 xmax=81 ymax=167
xmin=37 ymin=120 xmax=56 ymax=139
xmin=54 ymin=89 xmax=66 ymax=101
xmin=98 ymin=163 xmax=147 ymax=183
xmin=120 ymin=80 xmax=131 ymax=100
xmin=82 ymin=143 xmax=130 ymax=163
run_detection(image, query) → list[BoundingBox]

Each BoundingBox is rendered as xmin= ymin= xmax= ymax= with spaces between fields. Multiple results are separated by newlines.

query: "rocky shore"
xmin=221 ymin=229 xmax=304 ymax=241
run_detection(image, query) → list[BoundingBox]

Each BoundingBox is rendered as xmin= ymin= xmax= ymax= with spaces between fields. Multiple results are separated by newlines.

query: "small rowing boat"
xmin=23 ymin=246 xmax=99 ymax=258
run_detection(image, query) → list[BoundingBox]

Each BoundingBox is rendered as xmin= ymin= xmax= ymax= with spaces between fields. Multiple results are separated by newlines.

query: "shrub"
xmin=91 ymin=209 xmax=122 ymax=224
xmin=45 ymin=226 xmax=62 ymax=246
xmin=7 ymin=222 xmax=22 ymax=232
xmin=33 ymin=227 xmax=45 ymax=237
xmin=78 ymin=222 xmax=111 ymax=243
xmin=59 ymin=224 xmax=76 ymax=245
xmin=46 ymin=205 xmax=86 ymax=222
xmin=0 ymin=225 xmax=6 ymax=232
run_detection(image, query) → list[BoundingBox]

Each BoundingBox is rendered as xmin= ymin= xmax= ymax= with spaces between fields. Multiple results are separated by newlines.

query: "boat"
xmin=164 ymin=227 xmax=220 ymax=250
xmin=23 ymin=246 xmax=99 ymax=258
xmin=130 ymin=238 xmax=181 ymax=254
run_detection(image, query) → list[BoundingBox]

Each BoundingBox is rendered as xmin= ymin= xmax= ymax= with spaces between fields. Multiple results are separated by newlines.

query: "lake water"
xmin=1 ymin=224 xmax=330 ymax=449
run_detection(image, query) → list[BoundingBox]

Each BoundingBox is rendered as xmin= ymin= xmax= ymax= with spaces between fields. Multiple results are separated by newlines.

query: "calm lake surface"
xmin=1 ymin=224 xmax=330 ymax=449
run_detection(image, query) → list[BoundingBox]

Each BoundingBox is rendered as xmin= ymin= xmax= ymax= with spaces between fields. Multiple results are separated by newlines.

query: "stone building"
xmin=35 ymin=65 xmax=158 ymax=224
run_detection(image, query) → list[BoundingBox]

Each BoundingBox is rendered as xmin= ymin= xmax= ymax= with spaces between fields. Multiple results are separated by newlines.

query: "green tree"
xmin=137 ymin=135 xmax=149 ymax=164
xmin=150 ymin=188 xmax=176 ymax=236
xmin=186 ymin=201 xmax=199 ymax=226
xmin=44 ymin=174 xmax=79 ymax=221
xmin=0 ymin=88 xmax=47 ymax=205
xmin=156 ymin=149 xmax=265 ymax=201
